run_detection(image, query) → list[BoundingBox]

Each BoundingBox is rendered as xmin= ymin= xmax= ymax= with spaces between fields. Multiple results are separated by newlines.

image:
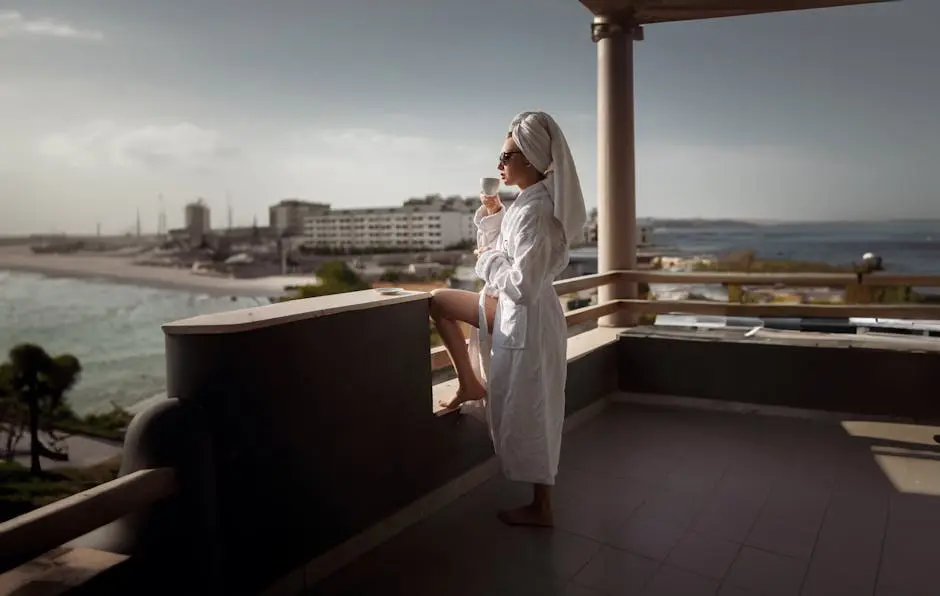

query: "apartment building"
xmin=303 ymin=205 xmax=473 ymax=250
xmin=269 ymin=199 xmax=330 ymax=236
xmin=299 ymin=193 xmax=520 ymax=251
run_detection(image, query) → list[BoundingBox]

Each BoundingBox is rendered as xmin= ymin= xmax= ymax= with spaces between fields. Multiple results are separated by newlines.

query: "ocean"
xmin=570 ymin=220 xmax=940 ymax=274
xmin=2 ymin=220 xmax=939 ymax=415
xmin=644 ymin=220 xmax=940 ymax=273
xmin=0 ymin=271 xmax=260 ymax=415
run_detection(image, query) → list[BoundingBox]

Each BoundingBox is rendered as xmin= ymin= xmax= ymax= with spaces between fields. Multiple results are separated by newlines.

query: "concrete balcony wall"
xmin=617 ymin=327 xmax=940 ymax=420
xmin=160 ymin=291 xmax=619 ymax=593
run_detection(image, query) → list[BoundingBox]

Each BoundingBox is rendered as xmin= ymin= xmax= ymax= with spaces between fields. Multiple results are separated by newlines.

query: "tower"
xmin=157 ymin=193 xmax=168 ymax=237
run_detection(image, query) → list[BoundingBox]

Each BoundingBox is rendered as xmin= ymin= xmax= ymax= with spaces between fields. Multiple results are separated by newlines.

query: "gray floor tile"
xmin=745 ymin=515 xmax=822 ymax=559
xmin=724 ymin=547 xmax=808 ymax=596
xmin=717 ymin=585 xmax=761 ymax=596
xmin=666 ymin=530 xmax=741 ymax=580
xmin=573 ymin=546 xmax=659 ymax=595
xmin=611 ymin=514 xmax=688 ymax=560
xmin=565 ymin=582 xmax=606 ymax=596
xmin=875 ymin=521 xmax=939 ymax=596
xmin=553 ymin=490 xmax=642 ymax=545
xmin=494 ymin=527 xmax=603 ymax=580
xmin=693 ymin=492 xmax=765 ymax=543
xmin=642 ymin=565 xmax=719 ymax=596
xmin=631 ymin=485 xmax=706 ymax=529
xmin=800 ymin=493 xmax=887 ymax=596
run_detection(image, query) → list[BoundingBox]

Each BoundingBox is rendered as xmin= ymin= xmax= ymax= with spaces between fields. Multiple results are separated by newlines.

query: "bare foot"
xmin=438 ymin=381 xmax=487 ymax=411
xmin=497 ymin=505 xmax=554 ymax=528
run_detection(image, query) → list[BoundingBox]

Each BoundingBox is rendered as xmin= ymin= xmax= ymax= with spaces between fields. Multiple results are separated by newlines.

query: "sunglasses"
xmin=498 ymin=151 xmax=523 ymax=166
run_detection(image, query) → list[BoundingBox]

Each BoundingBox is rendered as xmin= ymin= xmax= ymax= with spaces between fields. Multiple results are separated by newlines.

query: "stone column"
xmin=594 ymin=15 xmax=642 ymax=327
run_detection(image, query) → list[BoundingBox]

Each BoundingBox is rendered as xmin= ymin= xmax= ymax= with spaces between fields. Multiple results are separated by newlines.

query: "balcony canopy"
xmin=579 ymin=0 xmax=894 ymax=23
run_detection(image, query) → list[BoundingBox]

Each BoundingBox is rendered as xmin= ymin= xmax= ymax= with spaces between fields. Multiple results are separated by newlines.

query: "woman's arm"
xmin=474 ymin=204 xmax=552 ymax=305
xmin=474 ymin=205 xmax=504 ymax=252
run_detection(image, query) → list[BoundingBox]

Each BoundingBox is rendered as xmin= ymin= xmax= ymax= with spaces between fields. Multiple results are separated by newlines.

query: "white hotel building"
xmin=301 ymin=195 xmax=488 ymax=251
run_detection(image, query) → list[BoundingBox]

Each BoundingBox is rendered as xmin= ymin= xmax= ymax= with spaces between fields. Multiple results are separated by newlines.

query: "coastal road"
xmin=6 ymin=431 xmax=122 ymax=470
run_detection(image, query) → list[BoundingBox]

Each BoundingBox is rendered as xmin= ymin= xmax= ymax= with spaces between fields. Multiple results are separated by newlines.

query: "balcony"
xmin=0 ymin=1 xmax=922 ymax=590
xmin=2 ymin=269 xmax=940 ymax=595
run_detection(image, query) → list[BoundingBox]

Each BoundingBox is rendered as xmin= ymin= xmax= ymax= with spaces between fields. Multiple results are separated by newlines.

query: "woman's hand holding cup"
xmin=480 ymin=193 xmax=502 ymax=215
xmin=479 ymin=176 xmax=502 ymax=215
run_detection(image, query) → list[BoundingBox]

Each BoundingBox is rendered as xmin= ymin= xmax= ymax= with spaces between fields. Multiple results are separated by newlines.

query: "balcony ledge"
xmin=162 ymin=289 xmax=427 ymax=335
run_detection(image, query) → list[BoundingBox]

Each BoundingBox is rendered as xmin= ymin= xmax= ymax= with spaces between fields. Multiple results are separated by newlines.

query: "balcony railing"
xmin=430 ymin=269 xmax=940 ymax=371
xmin=618 ymin=270 xmax=940 ymax=320
xmin=0 ymin=467 xmax=176 ymax=586
xmin=4 ymin=268 xmax=940 ymax=593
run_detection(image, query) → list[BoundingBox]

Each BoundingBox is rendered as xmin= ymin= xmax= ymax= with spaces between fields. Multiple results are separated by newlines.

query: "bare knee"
xmin=429 ymin=288 xmax=446 ymax=320
xmin=429 ymin=289 xmax=480 ymax=326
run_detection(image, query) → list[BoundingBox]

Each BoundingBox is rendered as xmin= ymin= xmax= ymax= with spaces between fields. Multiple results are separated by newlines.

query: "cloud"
xmin=284 ymin=127 xmax=480 ymax=174
xmin=0 ymin=10 xmax=103 ymax=41
xmin=37 ymin=121 xmax=237 ymax=169
xmin=279 ymin=127 xmax=493 ymax=202
xmin=633 ymin=142 xmax=868 ymax=218
xmin=313 ymin=128 xmax=435 ymax=160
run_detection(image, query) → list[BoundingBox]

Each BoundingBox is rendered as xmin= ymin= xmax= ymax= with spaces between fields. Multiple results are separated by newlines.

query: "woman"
xmin=429 ymin=111 xmax=586 ymax=527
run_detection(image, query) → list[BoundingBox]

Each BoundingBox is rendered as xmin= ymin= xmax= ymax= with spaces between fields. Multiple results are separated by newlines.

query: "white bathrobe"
xmin=469 ymin=182 xmax=571 ymax=486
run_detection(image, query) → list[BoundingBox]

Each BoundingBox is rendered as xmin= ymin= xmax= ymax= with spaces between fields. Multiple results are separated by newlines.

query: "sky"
xmin=0 ymin=0 xmax=938 ymax=235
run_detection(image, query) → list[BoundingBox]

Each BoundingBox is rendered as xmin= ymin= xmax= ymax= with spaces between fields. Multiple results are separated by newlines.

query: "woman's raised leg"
xmin=429 ymin=289 xmax=497 ymax=409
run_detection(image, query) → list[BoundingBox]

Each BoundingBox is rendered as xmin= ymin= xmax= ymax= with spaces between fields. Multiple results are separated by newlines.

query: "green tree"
xmin=283 ymin=260 xmax=371 ymax=300
xmin=444 ymin=239 xmax=475 ymax=251
xmin=0 ymin=345 xmax=82 ymax=474
xmin=380 ymin=270 xmax=403 ymax=283
xmin=0 ymin=365 xmax=27 ymax=461
xmin=317 ymin=261 xmax=369 ymax=289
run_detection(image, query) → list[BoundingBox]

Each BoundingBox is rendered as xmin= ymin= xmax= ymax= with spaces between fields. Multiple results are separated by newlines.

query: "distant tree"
xmin=317 ymin=261 xmax=370 ymax=290
xmin=380 ymin=270 xmax=403 ymax=283
xmin=0 ymin=365 xmax=26 ymax=462
xmin=0 ymin=345 xmax=81 ymax=474
xmin=444 ymin=239 xmax=475 ymax=251
xmin=431 ymin=267 xmax=457 ymax=282
xmin=283 ymin=260 xmax=370 ymax=300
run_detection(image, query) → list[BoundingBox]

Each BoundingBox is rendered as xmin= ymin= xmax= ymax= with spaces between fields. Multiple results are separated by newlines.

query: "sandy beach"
xmin=0 ymin=245 xmax=316 ymax=298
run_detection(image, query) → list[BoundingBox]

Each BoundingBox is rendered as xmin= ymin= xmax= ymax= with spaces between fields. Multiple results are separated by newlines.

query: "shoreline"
xmin=0 ymin=246 xmax=307 ymax=298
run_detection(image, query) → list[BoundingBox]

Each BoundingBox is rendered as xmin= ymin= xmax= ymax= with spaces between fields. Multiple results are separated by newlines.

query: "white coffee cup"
xmin=480 ymin=177 xmax=501 ymax=196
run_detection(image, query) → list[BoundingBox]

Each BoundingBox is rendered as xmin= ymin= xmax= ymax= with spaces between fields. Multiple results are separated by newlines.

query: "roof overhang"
xmin=579 ymin=0 xmax=895 ymax=24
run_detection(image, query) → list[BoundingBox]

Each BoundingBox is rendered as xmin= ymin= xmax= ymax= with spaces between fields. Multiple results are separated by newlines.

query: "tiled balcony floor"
xmin=310 ymin=402 xmax=940 ymax=596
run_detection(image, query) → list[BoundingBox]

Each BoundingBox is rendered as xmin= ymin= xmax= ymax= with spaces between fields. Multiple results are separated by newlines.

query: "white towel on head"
xmin=509 ymin=111 xmax=587 ymax=246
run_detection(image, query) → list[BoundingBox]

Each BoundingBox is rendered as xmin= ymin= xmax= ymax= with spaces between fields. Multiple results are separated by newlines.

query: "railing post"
xmin=70 ymin=397 xmax=222 ymax=593
xmin=594 ymin=14 xmax=641 ymax=327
